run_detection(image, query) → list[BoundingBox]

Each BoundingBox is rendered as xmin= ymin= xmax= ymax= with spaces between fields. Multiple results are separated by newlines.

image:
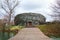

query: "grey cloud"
xmin=21 ymin=3 xmax=42 ymax=10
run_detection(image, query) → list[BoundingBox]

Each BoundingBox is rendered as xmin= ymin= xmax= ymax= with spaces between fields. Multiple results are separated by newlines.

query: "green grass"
xmin=10 ymin=25 xmax=24 ymax=31
xmin=38 ymin=23 xmax=60 ymax=38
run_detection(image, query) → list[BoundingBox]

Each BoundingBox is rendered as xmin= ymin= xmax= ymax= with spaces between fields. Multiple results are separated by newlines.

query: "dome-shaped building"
xmin=14 ymin=13 xmax=46 ymax=26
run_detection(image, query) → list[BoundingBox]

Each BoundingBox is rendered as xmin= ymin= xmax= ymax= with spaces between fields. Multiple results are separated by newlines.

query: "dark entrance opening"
xmin=26 ymin=21 xmax=33 ymax=27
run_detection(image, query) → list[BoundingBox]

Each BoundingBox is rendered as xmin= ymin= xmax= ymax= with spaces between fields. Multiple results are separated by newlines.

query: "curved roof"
xmin=19 ymin=13 xmax=45 ymax=17
xmin=15 ymin=13 xmax=46 ymax=22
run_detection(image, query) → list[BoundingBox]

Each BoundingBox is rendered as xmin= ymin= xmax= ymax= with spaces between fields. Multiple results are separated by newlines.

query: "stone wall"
xmin=14 ymin=13 xmax=46 ymax=25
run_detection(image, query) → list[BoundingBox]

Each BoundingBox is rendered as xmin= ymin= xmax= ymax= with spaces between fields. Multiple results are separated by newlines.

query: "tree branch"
xmin=12 ymin=0 xmax=19 ymax=11
xmin=1 ymin=4 xmax=9 ymax=13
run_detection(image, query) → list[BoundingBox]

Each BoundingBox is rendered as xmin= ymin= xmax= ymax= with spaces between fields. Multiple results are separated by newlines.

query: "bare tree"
xmin=0 ymin=0 xmax=20 ymax=38
xmin=0 ymin=0 xmax=20 ymax=26
xmin=51 ymin=0 xmax=60 ymax=21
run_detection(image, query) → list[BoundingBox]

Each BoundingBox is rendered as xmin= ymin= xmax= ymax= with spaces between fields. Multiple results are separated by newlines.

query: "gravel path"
xmin=9 ymin=28 xmax=52 ymax=40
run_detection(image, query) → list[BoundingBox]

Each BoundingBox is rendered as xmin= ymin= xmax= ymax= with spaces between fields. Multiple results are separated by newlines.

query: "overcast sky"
xmin=15 ymin=0 xmax=55 ymax=21
xmin=0 ymin=0 xmax=55 ymax=21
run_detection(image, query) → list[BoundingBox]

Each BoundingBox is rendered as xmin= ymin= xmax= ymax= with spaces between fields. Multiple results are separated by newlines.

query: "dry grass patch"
xmin=38 ymin=23 xmax=60 ymax=38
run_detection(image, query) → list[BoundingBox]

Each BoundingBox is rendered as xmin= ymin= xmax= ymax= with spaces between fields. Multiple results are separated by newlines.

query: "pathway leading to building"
xmin=9 ymin=28 xmax=52 ymax=40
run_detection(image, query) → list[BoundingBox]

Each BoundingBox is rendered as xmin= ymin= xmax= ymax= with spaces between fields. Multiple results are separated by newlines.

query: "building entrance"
xmin=26 ymin=21 xmax=33 ymax=27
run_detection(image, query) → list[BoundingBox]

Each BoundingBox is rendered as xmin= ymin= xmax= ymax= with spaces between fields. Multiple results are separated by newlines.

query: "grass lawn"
xmin=38 ymin=23 xmax=60 ymax=38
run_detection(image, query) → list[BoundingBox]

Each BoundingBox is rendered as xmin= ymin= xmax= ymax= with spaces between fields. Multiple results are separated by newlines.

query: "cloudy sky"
xmin=0 ymin=0 xmax=55 ymax=21
xmin=15 ymin=0 xmax=55 ymax=21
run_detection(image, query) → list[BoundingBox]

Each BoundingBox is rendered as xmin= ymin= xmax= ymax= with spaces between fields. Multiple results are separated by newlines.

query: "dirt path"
xmin=9 ymin=28 xmax=52 ymax=40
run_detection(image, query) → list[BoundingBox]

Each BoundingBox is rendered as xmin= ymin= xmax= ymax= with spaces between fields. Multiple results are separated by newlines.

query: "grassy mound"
xmin=38 ymin=23 xmax=60 ymax=38
xmin=10 ymin=26 xmax=24 ymax=31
